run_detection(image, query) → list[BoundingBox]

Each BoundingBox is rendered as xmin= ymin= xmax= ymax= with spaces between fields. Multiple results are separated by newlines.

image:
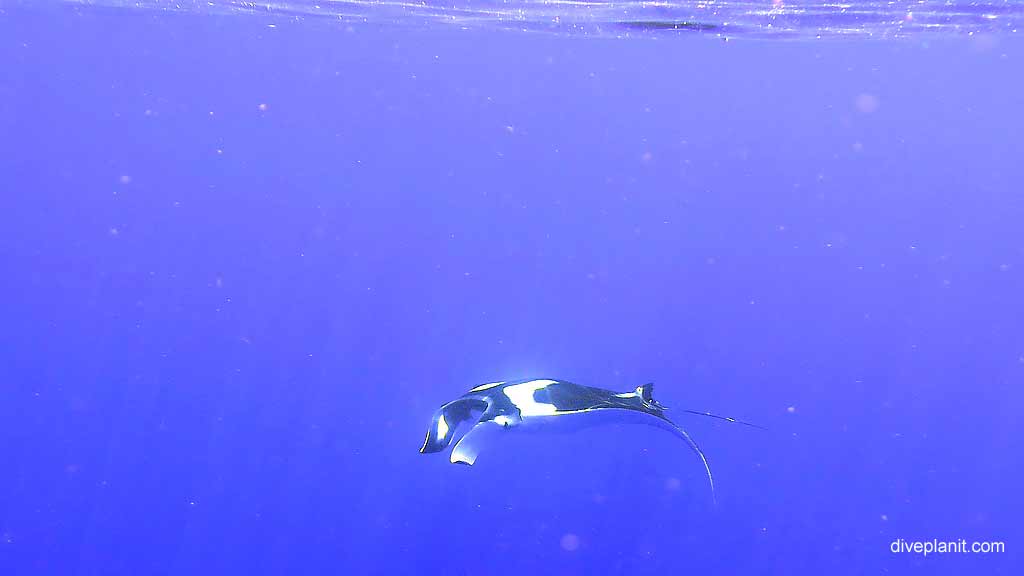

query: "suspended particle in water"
xmin=855 ymin=93 xmax=880 ymax=114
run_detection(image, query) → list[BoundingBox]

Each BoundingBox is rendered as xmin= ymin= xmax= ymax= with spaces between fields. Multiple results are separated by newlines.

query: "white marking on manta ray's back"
xmin=469 ymin=381 xmax=505 ymax=393
xmin=493 ymin=415 xmax=514 ymax=426
xmin=614 ymin=392 xmax=637 ymax=398
xmin=503 ymin=379 xmax=559 ymax=417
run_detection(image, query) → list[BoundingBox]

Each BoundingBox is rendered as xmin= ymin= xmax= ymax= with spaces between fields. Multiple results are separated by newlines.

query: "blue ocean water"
xmin=1 ymin=1 xmax=1022 ymax=574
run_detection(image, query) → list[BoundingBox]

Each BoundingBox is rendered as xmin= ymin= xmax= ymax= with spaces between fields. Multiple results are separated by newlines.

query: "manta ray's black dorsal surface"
xmin=419 ymin=378 xmax=717 ymax=500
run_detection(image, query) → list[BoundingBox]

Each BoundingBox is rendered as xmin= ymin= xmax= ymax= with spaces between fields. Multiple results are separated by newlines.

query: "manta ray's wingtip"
xmin=700 ymin=449 xmax=717 ymax=506
xmin=665 ymin=418 xmax=717 ymax=504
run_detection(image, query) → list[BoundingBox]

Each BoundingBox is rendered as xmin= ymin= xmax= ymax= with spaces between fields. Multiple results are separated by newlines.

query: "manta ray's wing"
xmin=450 ymin=420 xmax=507 ymax=466
xmin=419 ymin=398 xmax=487 ymax=455
xmin=657 ymin=416 xmax=716 ymax=504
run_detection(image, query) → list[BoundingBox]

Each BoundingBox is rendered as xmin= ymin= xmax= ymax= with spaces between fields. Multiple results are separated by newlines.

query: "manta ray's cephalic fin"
xmin=449 ymin=419 xmax=512 ymax=465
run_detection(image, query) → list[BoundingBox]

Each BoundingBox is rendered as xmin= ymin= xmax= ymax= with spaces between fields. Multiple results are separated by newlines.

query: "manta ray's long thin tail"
xmin=682 ymin=409 xmax=767 ymax=430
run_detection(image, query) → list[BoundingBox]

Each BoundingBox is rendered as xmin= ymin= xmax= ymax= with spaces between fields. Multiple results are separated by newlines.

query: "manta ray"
xmin=420 ymin=378 xmax=758 ymax=501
